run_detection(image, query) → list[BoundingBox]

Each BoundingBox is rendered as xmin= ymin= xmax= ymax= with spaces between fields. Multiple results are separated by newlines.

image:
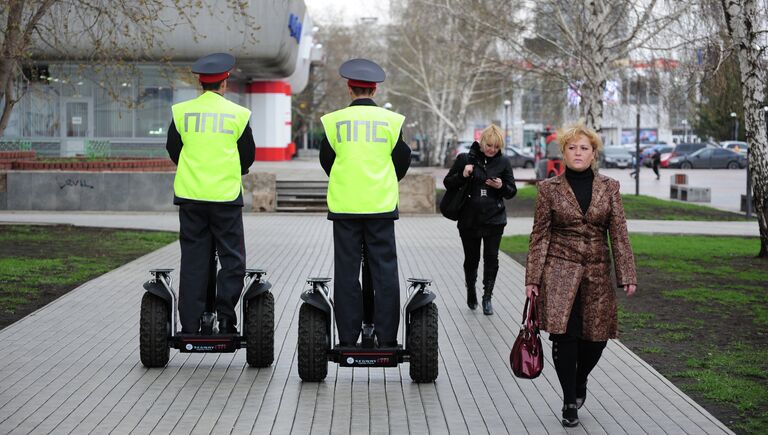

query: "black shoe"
xmin=467 ymin=288 xmax=478 ymax=310
xmin=218 ymin=318 xmax=237 ymax=334
xmin=576 ymin=382 xmax=587 ymax=409
xmin=482 ymin=296 xmax=494 ymax=315
xmin=378 ymin=340 xmax=398 ymax=348
xmin=562 ymin=403 xmax=579 ymax=427
xmin=337 ymin=341 xmax=357 ymax=347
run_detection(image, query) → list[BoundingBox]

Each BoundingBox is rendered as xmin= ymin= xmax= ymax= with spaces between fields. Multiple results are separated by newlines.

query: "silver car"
xmin=669 ymin=147 xmax=747 ymax=169
xmin=601 ymin=147 xmax=633 ymax=169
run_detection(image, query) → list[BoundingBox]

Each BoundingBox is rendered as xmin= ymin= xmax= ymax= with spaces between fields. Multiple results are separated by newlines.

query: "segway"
xmin=139 ymin=250 xmax=275 ymax=368
xmin=297 ymin=247 xmax=439 ymax=383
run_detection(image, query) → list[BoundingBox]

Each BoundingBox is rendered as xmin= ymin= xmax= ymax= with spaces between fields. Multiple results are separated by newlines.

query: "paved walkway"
xmin=0 ymin=213 xmax=734 ymax=434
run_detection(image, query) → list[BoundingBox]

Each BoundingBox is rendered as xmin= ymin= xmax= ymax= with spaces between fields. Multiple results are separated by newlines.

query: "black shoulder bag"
xmin=440 ymin=178 xmax=470 ymax=221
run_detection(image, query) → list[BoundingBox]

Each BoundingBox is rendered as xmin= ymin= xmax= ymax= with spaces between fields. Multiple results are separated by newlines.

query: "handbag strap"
xmin=520 ymin=296 xmax=530 ymax=324
xmin=528 ymin=295 xmax=540 ymax=329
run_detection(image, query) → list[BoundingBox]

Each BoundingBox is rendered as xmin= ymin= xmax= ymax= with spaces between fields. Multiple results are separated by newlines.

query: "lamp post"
xmin=503 ymin=99 xmax=511 ymax=144
xmin=681 ymin=119 xmax=688 ymax=142
xmin=730 ymin=111 xmax=738 ymax=141
xmin=384 ymin=102 xmax=393 ymax=110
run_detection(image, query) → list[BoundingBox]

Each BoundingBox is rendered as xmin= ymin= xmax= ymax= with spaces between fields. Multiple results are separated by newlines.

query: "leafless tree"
xmin=717 ymin=0 xmax=768 ymax=256
xmin=438 ymin=0 xmax=691 ymax=133
xmin=387 ymin=0 xmax=506 ymax=166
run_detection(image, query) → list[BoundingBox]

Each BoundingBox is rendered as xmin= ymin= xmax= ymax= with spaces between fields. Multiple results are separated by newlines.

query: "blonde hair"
xmin=480 ymin=124 xmax=504 ymax=151
xmin=556 ymin=122 xmax=603 ymax=171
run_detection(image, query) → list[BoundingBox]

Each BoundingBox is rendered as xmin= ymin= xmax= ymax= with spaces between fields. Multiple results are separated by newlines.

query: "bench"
xmin=669 ymin=173 xmax=711 ymax=202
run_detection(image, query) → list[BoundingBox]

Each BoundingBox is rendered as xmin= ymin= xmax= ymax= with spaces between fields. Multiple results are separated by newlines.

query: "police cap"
xmin=339 ymin=58 xmax=385 ymax=88
xmin=191 ymin=53 xmax=236 ymax=83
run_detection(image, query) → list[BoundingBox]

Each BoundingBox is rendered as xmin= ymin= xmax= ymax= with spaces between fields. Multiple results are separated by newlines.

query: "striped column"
xmin=247 ymin=81 xmax=295 ymax=161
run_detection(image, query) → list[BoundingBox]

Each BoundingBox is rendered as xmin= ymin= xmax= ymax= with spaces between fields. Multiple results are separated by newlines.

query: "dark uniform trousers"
xmin=178 ymin=203 xmax=245 ymax=332
xmin=333 ymin=219 xmax=400 ymax=344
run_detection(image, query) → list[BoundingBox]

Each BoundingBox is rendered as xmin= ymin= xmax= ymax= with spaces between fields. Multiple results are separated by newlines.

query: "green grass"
xmin=0 ymin=226 xmax=176 ymax=317
xmin=514 ymin=185 xmax=538 ymax=201
xmin=640 ymin=346 xmax=663 ymax=354
xmin=512 ymin=185 xmax=748 ymax=220
xmin=675 ymin=344 xmax=768 ymax=416
xmin=620 ymin=194 xmax=749 ymax=221
xmin=618 ymin=305 xmax=655 ymax=329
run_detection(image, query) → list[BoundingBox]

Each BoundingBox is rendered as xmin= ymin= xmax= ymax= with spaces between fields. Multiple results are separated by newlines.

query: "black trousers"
xmin=652 ymin=161 xmax=660 ymax=178
xmin=459 ymin=229 xmax=502 ymax=286
xmin=178 ymin=203 xmax=245 ymax=332
xmin=550 ymin=286 xmax=606 ymax=404
xmin=333 ymin=219 xmax=400 ymax=344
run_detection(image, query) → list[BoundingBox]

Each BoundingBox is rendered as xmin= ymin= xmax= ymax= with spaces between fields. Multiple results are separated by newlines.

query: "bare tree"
xmin=718 ymin=0 xmax=768 ymax=256
xmin=0 ymin=0 xmax=255 ymax=136
xmin=440 ymin=0 xmax=691 ymax=132
xmin=387 ymin=0 xmax=505 ymax=166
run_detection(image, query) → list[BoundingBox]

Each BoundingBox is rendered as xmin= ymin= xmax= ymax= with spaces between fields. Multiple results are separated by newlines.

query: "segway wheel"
xmin=245 ymin=291 xmax=275 ymax=368
xmin=298 ymin=303 xmax=329 ymax=382
xmin=140 ymin=292 xmax=170 ymax=368
xmin=407 ymin=302 xmax=439 ymax=383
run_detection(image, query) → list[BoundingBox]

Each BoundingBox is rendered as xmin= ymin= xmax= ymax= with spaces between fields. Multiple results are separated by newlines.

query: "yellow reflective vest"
xmin=171 ymin=91 xmax=251 ymax=202
xmin=321 ymin=105 xmax=405 ymax=214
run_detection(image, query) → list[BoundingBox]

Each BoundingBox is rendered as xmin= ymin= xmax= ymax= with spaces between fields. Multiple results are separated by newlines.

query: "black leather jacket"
xmin=443 ymin=141 xmax=517 ymax=228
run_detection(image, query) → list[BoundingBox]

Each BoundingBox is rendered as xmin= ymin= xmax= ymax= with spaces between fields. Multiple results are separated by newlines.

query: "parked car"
xmin=601 ymin=147 xmax=633 ymax=169
xmin=445 ymin=141 xmax=472 ymax=167
xmin=504 ymin=147 xmax=535 ymax=168
xmin=668 ymin=147 xmax=747 ymax=169
xmin=720 ymin=140 xmax=748 ymax=155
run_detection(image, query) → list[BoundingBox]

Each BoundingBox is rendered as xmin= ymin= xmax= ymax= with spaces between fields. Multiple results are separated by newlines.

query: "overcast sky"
xmin=305 ymin=0 xmax=391 ymax=26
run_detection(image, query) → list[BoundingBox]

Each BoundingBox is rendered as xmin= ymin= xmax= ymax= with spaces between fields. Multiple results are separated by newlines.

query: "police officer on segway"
xmin=165 ymin=53 xmax=255 ymax=335
xmin=319 ymin=58 xmax=411 ymax=348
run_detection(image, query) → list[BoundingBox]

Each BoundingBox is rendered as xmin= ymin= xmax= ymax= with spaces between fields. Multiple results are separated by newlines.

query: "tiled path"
xmin=0 ymin=214 xmax=733 ymax=434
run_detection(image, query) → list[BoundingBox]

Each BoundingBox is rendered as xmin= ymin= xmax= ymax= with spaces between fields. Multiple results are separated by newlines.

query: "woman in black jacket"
xmin=443 ymin=125 xmax=517 ymax=314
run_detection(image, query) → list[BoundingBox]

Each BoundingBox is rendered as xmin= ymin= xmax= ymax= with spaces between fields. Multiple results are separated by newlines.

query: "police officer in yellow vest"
xmin=319 ymin=58 xmax=411 ymax=347
xmin=165 ymin=53 xmax=255 ymax=334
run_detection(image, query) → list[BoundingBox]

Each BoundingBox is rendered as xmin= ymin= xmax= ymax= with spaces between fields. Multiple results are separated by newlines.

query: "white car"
xmin=720 ymin=141 xmax=748 ymax=155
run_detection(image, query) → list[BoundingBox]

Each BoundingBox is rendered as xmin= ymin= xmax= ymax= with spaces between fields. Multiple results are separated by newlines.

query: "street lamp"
xmin=730 ymin=111 xmax=739 ymax=140
xmin=384 ymin=102 xmax=393 ymax=110
xmin=503 ymin=99 xmax=511 ymax=144
xmin=681 ymin=119 xmax=688 ymax=142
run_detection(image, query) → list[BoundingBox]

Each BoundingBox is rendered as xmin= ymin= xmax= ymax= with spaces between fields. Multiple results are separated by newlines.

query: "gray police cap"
xmin=191 ymin=53 xmax=236 ymax=74
xmin=339 ymin=58 xmax=386 ymax=83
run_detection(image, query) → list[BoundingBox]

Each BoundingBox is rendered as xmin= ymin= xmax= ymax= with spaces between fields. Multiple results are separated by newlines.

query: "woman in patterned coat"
xmin=524 ymin=123 xmax=637 ymax=427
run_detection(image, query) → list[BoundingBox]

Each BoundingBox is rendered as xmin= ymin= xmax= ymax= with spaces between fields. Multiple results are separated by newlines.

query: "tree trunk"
xmin=0 ymin=0 xmax=24 ymax=137
xmin=721 ymin=0 xmax=768 ymax=257
xmin=581 ymin=78 xmax=606 ymax=132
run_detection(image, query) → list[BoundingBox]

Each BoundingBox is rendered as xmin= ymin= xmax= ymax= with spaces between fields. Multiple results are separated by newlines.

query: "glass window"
xmin=95 ymin=81 xmax=133 ymax=137
xmin=136 ymin=69 xmax=174 ymax=137
xmin=22 ymin=84 xmax=60 ymax=137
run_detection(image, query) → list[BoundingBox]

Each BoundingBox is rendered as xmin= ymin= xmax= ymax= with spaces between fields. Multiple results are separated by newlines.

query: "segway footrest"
xmin=175 ymin=334 xmax=242 ymax=353
xmin=334 ymin=347 xmax=402 ymax=367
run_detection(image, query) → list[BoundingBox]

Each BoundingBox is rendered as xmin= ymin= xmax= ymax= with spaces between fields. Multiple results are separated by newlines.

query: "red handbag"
xmin=510 ymin=295 xmax=544 ymax=379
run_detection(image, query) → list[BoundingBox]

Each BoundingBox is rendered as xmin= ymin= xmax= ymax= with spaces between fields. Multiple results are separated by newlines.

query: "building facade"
xmin=1 ymin=0 xmax=319 ymax=161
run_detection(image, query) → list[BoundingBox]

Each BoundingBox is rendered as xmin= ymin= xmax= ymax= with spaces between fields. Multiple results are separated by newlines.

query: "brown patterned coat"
xmin=525 ymin=173 xmax=637 ymax=341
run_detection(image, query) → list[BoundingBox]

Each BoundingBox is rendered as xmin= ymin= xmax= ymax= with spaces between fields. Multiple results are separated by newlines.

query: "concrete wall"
xmin=0 ymin=171 xmax=437 ymax=213
xmin=399 ymin=174 xmax=436 ymax=214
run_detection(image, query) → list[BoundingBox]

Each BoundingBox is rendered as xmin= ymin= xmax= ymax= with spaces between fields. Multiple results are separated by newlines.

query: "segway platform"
xmin=175 ymin=333 xmax=240 ymax=353
xmin=139 ymin=267 xmax=275 ymax=368
xmin=297 ymin=276 xmax=438 ymax=382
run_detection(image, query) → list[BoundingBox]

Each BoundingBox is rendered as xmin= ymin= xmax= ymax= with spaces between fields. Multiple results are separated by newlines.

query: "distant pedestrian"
xmin=651 ymin=149 xmax=661 ymax=180
xmin=525 ymin=122 xmax=637 ymax=428
xmin=443 ymin=125 xmax=517 ymax=315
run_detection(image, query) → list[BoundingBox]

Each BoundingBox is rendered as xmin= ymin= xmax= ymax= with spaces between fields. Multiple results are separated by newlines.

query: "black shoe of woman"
xmin=576 ymin=382 xmax=587 ymax=409
xmin=561 ymin=404 xmax=579 ymax=427
xmin=467 ymin=288 xmax=478 ymax=310
xmin=482 ymin=296 xmax=493 ymax=315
